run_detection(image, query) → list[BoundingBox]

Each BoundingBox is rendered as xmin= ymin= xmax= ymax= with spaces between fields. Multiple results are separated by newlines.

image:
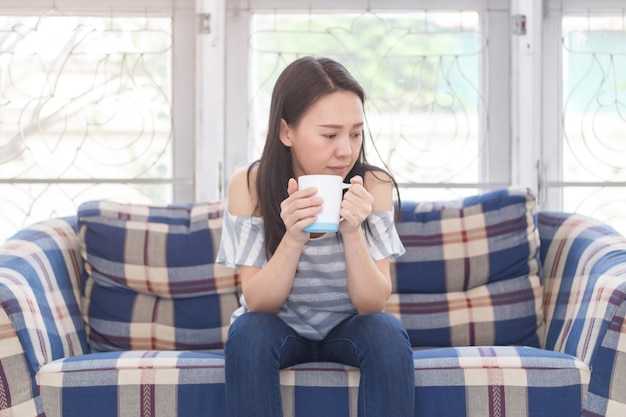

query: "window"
xmin=0 ymin=1 xmax=195 ymax=242
xmin=224 ymin=0 xmax=512 ymax=202
xmin=543 ymin=1 xmax=626 ymax=235
xmin=3 ymin=0 xmax=624 ymax=242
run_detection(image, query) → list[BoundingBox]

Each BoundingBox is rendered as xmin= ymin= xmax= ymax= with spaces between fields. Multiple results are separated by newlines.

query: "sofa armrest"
xmin=0 ymin=305 xmax=46 ymax=414
xmin=0 ymin=217 xmax=88 ymax=376
xmin=539 ymin=211 xmax=626 ymax=414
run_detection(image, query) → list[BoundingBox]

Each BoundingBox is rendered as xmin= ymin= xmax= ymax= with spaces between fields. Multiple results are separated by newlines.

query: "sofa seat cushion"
xmin=35 ymin=347 xmax=590 ymax=417
xmin=391 ymin=187 xmax=544 ymax=347
xmin=413 ymin=346 xmax=590 ymax=417
xmin=36 ymin=350 xmax=228 ymax=417
xmin=77 ymin=201 xmax=240 ymax=352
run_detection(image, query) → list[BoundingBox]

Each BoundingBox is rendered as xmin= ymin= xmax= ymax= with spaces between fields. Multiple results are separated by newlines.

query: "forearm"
xmin=241 ymin=233 xmax=305 ymax=312
xmin=343 ymin=228 xmax=392 ymax=315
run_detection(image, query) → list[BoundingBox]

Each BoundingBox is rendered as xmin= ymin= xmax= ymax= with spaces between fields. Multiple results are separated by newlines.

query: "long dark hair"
xmin=249 ymin=56 xmax=398 ymax=258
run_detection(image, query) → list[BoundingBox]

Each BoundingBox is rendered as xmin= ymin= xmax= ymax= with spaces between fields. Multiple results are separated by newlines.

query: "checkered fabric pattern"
xmin=0 ymin=218 xmax=86 ymax=416
xmin=1 ymin=191 xmax=626 ymax=416
xmin=77 ymin=200 xmax=240 ymax=352
xmin=0 ymin=307 xmax=46 ymax=416
xmin=412 ymin=346 xmax=590 ymax=417
xmin=539 ymin=211 xmax=626 ymax=417
xmin=390 ymin=187 xmax=544 ymax=347
xmin=36 ymin=352 xmax=363 ymax=417
xmin=36 ymin=350 xmax=229 ymax=417
xmin=33 ymin=346 xmax=590 ymax=417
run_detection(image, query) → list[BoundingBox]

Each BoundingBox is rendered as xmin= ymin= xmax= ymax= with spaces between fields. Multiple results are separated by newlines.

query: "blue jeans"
xmin=225 ymin=312 xmax=415 ymax=417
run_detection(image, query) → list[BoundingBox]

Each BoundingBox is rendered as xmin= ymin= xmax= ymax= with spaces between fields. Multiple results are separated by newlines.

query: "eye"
xmin=323 ymin=133 xmax=337 ymax=139
xmin=351 ymin=132 xmax=363 ymax=139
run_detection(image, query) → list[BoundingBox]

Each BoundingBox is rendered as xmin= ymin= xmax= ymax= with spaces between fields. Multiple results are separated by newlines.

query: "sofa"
xmin=0 ymin=187 xmax=625 ymax=417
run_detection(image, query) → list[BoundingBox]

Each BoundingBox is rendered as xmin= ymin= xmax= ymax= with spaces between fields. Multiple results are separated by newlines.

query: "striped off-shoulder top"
xmin=216 ymin=209 xmax=405 ymax=340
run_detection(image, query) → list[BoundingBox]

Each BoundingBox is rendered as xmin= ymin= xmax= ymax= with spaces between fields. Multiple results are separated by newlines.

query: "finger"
xmin=287 ymin=178 xmax=298 ymax=196
xmin=342 ymin=191 xmax=373 ymax=217
xmin=349 ymin=175 xmax=363 ymax=186
xmin=343 ymin=184 xmax=373 ymax=206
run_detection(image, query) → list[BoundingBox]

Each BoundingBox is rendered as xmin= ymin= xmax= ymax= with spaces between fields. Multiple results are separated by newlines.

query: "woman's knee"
xmin=228 ymin=312 xmax=281 ymax=338
xmin=226 ymin=312 xmax=283 ymax=349
xmin=227 ymin=312 xmax=313 ymax=370
xmin=359 ymin=313 xmax=409 ymax=337
xmin=353 ymin=313 xmax=413 ymax=355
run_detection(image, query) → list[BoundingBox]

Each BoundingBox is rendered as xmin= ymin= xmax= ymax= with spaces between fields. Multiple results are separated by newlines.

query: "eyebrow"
xmin=318 ymin=122 xmax=364 ymax=129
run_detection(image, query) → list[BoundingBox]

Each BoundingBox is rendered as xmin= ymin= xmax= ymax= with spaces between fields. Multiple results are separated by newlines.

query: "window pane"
xmin=0 ymin=15 xmax=173 ymax=241
xmin=0 ymin=182 xmax=172 ymax=234
xmin=249 ymin=11 xmax=484 ymax=201
xmin=563 ymin=186 xmax=626 ymax=235
xmin=561 ymin=14 xmax=626 ymax=234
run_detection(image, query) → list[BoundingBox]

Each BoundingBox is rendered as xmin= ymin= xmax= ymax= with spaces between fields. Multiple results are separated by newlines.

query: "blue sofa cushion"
xmin=35 ymin=347 xmax=589 ymax=417
xmin=389 ymin=187 xmax=543 ymax=347
xmin=411 ymin=346 xmax=589 ymax=416
xmin=37 ymin=351 xmax=229 ymax=417
xmin=77 ymin=201 xmax=239 ymax=352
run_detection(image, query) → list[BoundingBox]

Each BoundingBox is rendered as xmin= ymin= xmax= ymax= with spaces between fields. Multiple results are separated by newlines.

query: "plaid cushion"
xmin=77 ymin=201 xmax=240 ymax=352
xmin=35 ymin=347 xmax=589 ymax=417
xmin=391 ymin=187 xmax=543 ymax=347
xmin=413 ymin=346 xmax=590 ymax=417
xmin=36 ymin=350 xmax=229 ymax=417
xmin=279 ymin=362 xmax=360 ymax=417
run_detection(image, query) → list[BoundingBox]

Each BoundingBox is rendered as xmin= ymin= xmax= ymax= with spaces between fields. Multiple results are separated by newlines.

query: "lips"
xmin=328 ymin=166 xmax=350 ymax=176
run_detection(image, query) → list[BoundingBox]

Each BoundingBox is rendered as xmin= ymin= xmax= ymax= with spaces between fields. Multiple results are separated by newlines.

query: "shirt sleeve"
xmin=366 ymin=211 xmax=406 ymax=261
xmin=216 ymin=209 xmax=267 ymax=268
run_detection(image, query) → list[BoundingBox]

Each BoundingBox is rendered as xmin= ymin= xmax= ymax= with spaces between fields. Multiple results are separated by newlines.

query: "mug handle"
xmin=339 ymin=183 xmax=352 ymax=222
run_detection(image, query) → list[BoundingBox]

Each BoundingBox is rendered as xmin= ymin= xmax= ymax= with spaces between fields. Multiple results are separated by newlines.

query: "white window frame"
xmin=216 ymin=0 xmax=513 ymax=198
xmin=0 ymin=0 xmax=196 ymax=203
xmin=510 ymin=0 xmax=544 ymax=199
xmin=541 ymin=0 xmax=626 ymax=211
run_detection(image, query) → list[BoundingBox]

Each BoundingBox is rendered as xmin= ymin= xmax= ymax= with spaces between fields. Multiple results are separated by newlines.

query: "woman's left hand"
xmin=339 ymin=175 xmax=373 ymax=234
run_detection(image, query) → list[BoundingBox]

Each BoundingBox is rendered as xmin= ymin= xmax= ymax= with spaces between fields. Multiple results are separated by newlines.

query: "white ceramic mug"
xmin=298 ymin=174 xmax=351 ymax=233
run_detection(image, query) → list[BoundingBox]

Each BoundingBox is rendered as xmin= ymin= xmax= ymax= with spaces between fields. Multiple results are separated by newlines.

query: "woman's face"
xmin=280 ymin=90 xmax=364 ymax=180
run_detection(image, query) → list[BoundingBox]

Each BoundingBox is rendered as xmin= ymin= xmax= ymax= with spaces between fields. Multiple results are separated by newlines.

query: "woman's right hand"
xmin=280 ymin=178 xmax=323 ymax=242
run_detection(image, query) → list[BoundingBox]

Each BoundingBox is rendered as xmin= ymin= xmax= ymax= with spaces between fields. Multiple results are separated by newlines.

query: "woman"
xmin=217 ymin=56 xmax=415 ymax=417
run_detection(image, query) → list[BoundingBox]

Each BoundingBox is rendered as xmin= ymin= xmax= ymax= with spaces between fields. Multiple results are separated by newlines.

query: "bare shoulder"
xmin=227 ymin=165 xmax=259 ymax=216
xmin=363 ymin=169 xmax=395 ymax=212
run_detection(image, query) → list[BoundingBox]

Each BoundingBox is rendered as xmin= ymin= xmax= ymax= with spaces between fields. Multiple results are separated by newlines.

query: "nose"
xmin=335 ymin=135 xmax=353 ymax=157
